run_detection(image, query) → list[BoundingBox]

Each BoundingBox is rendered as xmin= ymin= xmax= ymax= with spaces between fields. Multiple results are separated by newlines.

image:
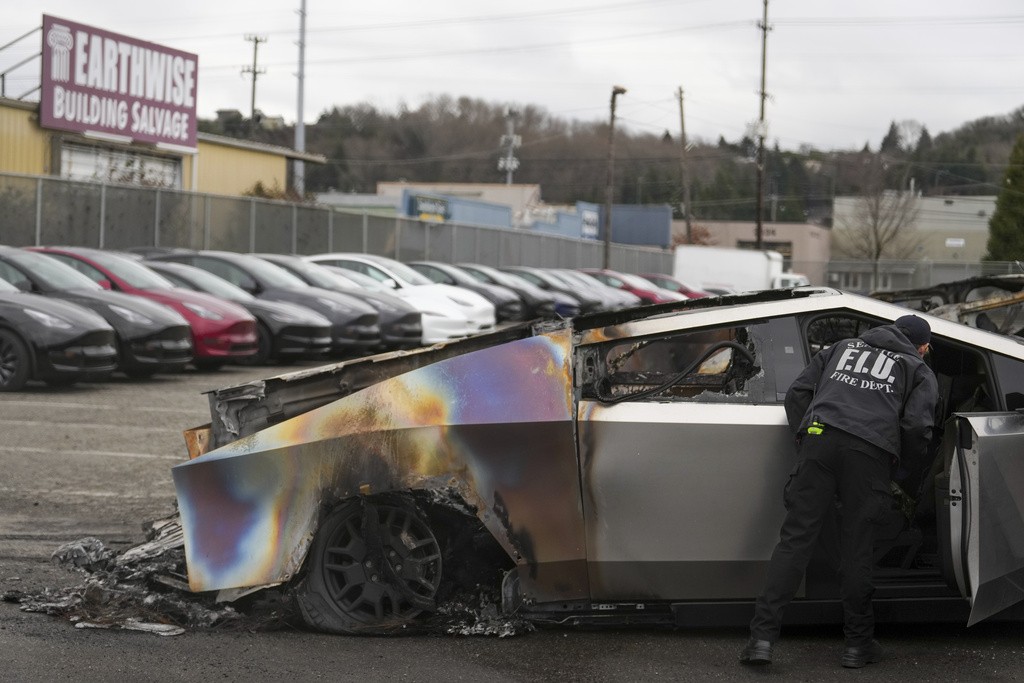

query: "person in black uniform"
xmin=740 ymin=314 xmax=938 ymax=668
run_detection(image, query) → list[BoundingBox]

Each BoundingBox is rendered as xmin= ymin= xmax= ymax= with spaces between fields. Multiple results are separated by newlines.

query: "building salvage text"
xmin=51 ymin=87 xmax=190 ymax=141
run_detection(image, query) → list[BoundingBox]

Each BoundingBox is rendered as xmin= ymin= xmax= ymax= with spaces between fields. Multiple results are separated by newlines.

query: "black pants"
xmin=749 ymin=428 xmax=892 ymax=646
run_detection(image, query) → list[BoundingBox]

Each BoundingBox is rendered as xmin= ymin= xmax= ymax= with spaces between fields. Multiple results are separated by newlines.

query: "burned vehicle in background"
xmin=173 ymin=288 xmax=1024 ymax=634
xmin=872 ymin=274 xmax=1024 ymax=336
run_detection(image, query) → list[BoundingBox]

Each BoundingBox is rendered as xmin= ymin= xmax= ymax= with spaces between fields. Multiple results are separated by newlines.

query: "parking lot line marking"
xmin=0 ymin=400 xmax=199 ymax=414
xmin=0 ymin=419 xmax=183 ymax=432
xmin=0 ymin=486 xmax=171 ymax=500
xmin=0 ymin=446 xmax=183 ymax=461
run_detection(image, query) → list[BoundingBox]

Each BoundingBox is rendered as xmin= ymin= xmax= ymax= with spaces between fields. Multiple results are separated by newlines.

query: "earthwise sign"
xmin=40 ymin=15 xmax=198 ymax=149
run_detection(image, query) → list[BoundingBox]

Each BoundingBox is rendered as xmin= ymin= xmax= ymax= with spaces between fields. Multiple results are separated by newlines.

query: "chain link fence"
xmin=0 ymin=171 xmax=671 ymax=273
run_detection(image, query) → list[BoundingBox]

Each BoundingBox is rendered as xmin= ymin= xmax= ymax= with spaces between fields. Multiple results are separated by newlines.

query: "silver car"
xmin=172 ymin=287 xmax=1024 ymax=633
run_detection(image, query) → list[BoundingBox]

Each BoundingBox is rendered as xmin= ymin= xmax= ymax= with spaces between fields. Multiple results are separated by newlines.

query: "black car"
xmin=407 ymin=261 xmax=524 ymax=322
xmin=0 ymin=278 xmax=117 ymax=391
xmin=146 ymin=251 xmax=382 ymax=356
xmin=455 ymin=263 xmax=562 ymax=319
xmin=0 ymin=247 xmax=192 ymax=377
xmin=252 ymin=254 xmax=423 ymax=350
xmin=501 ymin=265 xmax=606 ymax=315
xmin=144 ymin=260 xmax=333 ymax=365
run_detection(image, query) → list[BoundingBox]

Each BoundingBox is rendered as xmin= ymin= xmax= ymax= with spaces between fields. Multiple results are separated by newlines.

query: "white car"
xmin=305 ymin=253 xmax=496 ymax=344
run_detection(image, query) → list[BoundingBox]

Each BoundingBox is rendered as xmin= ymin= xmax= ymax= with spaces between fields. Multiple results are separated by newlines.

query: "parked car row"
xmin=0 ymin=243 xmax=703 ymax=390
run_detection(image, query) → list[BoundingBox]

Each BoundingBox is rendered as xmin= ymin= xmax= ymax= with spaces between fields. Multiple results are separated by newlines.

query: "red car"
xmin=639 ymin=272 xmax=710 ymax=299
xmin=580 ymin=268 xmax=688 ymax=305
xmin=30 ymin=247 xmax=258 ymax=369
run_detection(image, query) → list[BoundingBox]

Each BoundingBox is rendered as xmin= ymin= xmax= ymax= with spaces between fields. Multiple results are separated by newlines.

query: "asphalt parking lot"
xmin=2 ymin=362 xmax=1024 ymax=682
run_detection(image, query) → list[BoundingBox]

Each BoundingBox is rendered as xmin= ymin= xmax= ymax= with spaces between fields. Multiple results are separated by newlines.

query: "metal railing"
xmin=0 ymin=171 xmax=671 ymax=273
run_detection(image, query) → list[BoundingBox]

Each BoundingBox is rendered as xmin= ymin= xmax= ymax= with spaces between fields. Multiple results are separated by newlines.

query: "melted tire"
xmin=294 ymin=497 xmax=443 ymax=635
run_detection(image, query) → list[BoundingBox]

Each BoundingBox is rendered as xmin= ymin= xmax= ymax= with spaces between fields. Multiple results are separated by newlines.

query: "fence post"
xmin=292 ymin=204 xmax=298 ymax=254
xmin=362 ymin=211 xmax=368 ymax=253
xmin=34 ymin=178 xmax=42 ymax=245
xmin=328 ymin=208 xmax=334 ymax=252
xmin=98 ymin=184 xmax=106 ymax=248
xmin=249 ymin=199 xmax=256 ymax=252
xmin=204 ymin=195 xmax=211 ymax=249
xmin=424 ymin=222 xmax=430 ymax=260
xmin=154 ymin=188 xmax=161 ymax=246
xmin=395 ymin=217 xmax=401 ymax=259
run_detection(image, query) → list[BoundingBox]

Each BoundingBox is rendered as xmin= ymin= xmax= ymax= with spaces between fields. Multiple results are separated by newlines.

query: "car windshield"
xmin=8 ymin=250 xmax=101 ymax=290
xmin=328 ymin=267 xmax=386 ymax=291
xmin=156 ymin=265 xmax=253 ymax=302
xmin=465 ymin=265 xmax=519 ymax=288
xmin=0 ymin=278 xmax=16 ymax=293
xmin=362 ymin=256 xmax=432 ymax=286
xmin=565 ymin=270 xmax=604 ymax=288
xmin=274 ymin=258 xmax=341 ymax=289
xmin=233 ymin=256 xmax=309 ymax=288
xmin=618 ymin=272 xmax=659 ymax=289
xmin=86 ymin=250 xmax=176 ymax=289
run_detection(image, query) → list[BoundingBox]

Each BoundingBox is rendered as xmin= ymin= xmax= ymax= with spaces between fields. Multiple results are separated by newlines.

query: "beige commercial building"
xmin=0 ymin=97 xmax=322 ymax=197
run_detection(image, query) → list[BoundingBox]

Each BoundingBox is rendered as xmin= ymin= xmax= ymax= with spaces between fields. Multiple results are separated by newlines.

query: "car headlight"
xmin=24 ymin=308 xmax=73 ymax=329
xmin=316 ymin=297 xmax=354 ymax=314
xmin=109 ymin=304 xmax=154 ymax=326
xmin=182 ymin=302 xmax=224 ymax=320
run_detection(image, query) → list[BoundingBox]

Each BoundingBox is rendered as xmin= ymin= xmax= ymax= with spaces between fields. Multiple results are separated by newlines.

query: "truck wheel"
xmin=294 ymin=497 xmax=443 ymax=634
xmin=0 ymin=329 xmax=30 ymax=392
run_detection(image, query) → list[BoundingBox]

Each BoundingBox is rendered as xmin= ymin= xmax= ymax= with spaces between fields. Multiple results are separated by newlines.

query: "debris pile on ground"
xmin=3 ymin=513 xmax=531 ymax=637
xmin=428 ymin=588 xmax=534 ymax=638
xmin=1 ymin=514 xmax=296 ymax=636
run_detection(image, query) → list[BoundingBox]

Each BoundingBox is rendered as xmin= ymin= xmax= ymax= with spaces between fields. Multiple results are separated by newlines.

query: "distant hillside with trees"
xmin=199 ymin=97 xmax=1024 ymax=225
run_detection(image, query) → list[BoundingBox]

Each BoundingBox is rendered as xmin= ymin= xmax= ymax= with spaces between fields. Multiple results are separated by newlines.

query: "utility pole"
xmin=294 ymin=0 xmax=307 ymax=197
xmin=754 ymin=0 xmax=770 ymax=250
xmin=242 ymin=34 xmax=267 ymax=136
xmin=603 ymin=85 xmax=626 ymax=269
xmin=677 ymin=87 xmax=693 ymax=243
xmin=497 ymin=108 xmax=520 ymax=185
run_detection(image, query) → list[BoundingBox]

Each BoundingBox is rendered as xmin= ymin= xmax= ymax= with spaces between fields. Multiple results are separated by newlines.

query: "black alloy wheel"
xmin=295 ymin=497 xmax=443 ymax=634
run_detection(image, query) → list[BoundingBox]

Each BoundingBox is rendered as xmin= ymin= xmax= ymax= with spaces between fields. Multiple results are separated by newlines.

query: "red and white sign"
xmin=40 ymin=15 xmax=198 ymax=149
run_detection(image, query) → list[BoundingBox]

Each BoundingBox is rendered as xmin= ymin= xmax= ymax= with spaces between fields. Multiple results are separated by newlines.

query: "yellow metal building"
xmin=0 ymin=97 xmax=323 ymax=196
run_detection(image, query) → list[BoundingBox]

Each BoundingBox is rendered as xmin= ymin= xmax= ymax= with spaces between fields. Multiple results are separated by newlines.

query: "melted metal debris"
xmin=2 ymin=512 xmax=532 ymax=638
xmin=426 ymin=588 xmax=534 ymax=638
xmin=1 ymin=514 xmax=297 ymax=636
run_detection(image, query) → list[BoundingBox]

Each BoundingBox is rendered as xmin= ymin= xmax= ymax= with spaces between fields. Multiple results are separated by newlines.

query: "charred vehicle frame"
xmin=173 ymin=287 xmax=1024 ymax=634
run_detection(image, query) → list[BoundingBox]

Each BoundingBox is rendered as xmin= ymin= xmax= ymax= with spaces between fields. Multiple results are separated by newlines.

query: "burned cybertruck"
xmin=173 ymin=287 xmax=1024 ymax=634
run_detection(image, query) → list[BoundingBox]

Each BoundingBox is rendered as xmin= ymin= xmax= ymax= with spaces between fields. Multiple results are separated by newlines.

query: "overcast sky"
xmin=2 ymin=1 xmax=1022 ymax=152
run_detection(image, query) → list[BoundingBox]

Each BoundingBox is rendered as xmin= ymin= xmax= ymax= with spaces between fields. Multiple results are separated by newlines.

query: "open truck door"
xmin=949 ymin=413 xmax=1024 ymax=626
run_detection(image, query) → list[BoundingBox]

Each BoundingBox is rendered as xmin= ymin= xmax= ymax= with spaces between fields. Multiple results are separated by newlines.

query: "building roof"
xmin=197 ymin=132 xmax=326 ymax=164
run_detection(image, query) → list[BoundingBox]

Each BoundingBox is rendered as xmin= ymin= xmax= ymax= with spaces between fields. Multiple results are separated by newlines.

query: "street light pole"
xmin=603 ymin=85 xmax=626 ymax=269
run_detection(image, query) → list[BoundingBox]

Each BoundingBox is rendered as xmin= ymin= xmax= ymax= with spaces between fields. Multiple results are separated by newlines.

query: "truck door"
xmin=949 ymin=413 xmax=1024 ymax=625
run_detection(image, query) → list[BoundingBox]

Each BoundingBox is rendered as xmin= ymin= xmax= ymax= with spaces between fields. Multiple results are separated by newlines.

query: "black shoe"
xmin=739 ymin=638 xmax=773 ymax=665
xmin=841 ymin=639 xmax=883 ymax=668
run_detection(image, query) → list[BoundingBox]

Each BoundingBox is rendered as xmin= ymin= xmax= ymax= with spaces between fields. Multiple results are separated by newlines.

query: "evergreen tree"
xmin=879 ymin=121 xmax=901 ymax=154
xmin=985 ymin=134 xmax=1024 ymax=259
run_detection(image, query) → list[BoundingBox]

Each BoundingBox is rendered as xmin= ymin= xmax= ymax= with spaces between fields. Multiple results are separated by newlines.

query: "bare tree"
xmin=832 ymin=155 xmax=922 ymax=290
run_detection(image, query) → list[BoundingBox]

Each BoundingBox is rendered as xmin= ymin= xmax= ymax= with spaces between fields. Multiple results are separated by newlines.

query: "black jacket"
xmin=784 ymin=324 xmax=938 ymax=462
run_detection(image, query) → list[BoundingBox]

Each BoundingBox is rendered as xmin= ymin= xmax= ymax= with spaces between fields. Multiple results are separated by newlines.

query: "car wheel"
xmin=0 ymin=329 xmax=30 ymax=392
xmin=235 ymin=323 xmax=272 ymax=366
xmin=294 ymin=496 xmax=443 ymax=634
